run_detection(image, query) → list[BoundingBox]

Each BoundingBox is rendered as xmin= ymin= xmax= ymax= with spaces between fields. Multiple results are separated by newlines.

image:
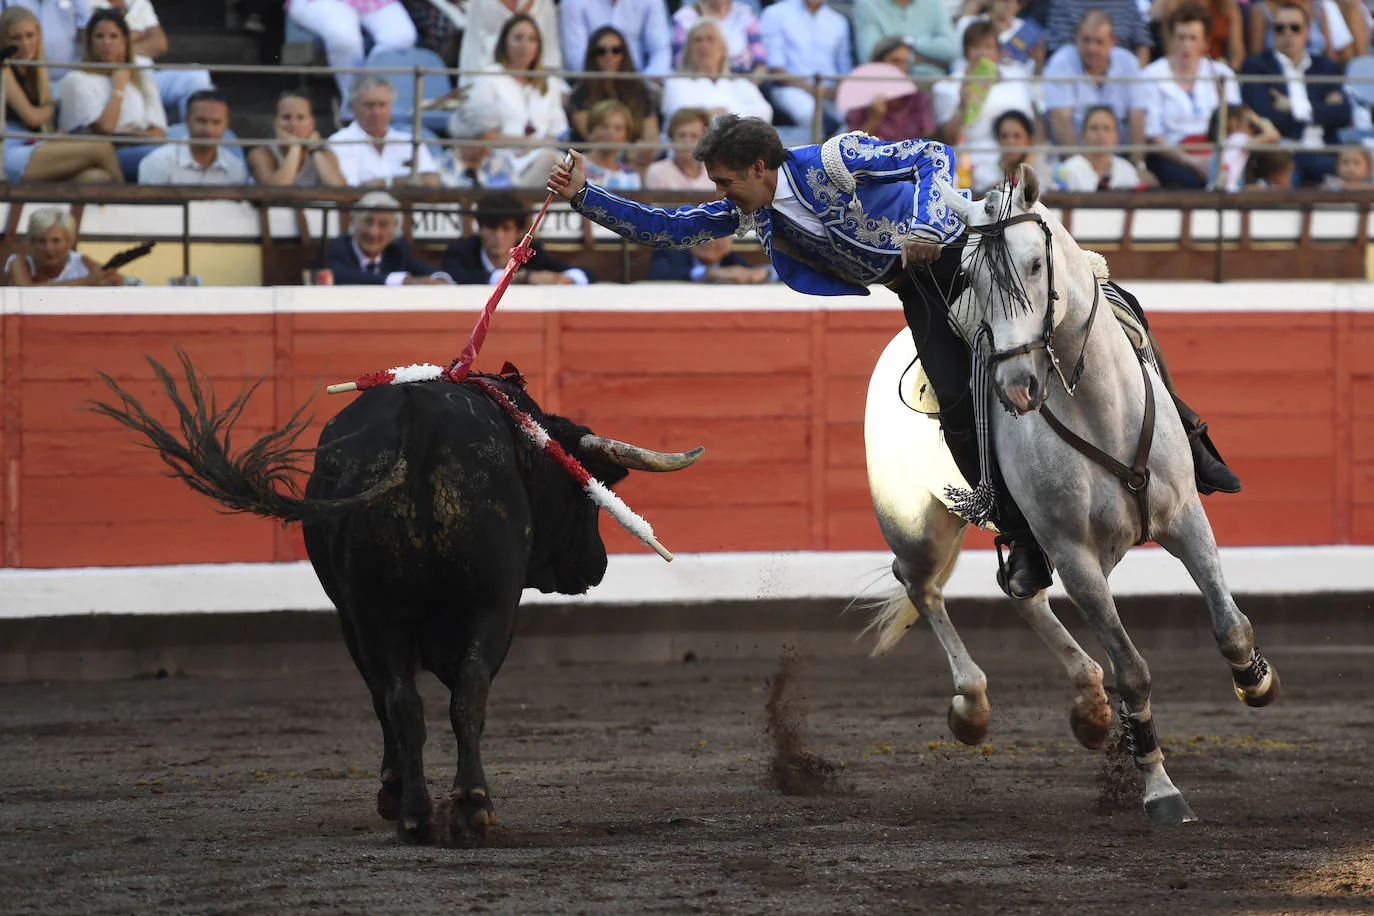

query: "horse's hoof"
xmin=1070 ymin=705 xmax=1110 ymax=750
xmin=376 ymin=776 xmax=403 ymax=822
xmin=1234 ymin=665 xmax=1280 ymax=708
xmin=1144 ymin=793 xmax=1198 ymax=826
xmin=948 ymin=698 xmax=989 ymax=746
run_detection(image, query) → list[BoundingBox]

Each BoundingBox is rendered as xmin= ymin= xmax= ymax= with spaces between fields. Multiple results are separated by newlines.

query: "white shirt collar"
xmin=176 ymin=142 xmax=232 ymax=173
xmin=351 ymin=238 xmax=385 ymax=270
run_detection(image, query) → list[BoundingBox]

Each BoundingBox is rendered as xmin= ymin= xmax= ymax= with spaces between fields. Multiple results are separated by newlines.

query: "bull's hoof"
xmin=1070 ymin=705 xmax=1111 ymax=750
xmin=376 ymin=775 xmax=403 ymax=822
xmin=397 ymin=813 xmax=434 ymax=844
xmin=449 ymin=787 xmax=497 ymax=842
xmin=1144 ymin=793 xmax=1198 ymax=826
xmin=948 ymin=698 xmax=989 ymax=747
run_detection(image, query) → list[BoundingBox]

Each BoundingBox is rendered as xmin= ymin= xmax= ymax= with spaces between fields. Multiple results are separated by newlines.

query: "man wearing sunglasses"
xmin=1239 ymin=1 xmax=1352 ymax=185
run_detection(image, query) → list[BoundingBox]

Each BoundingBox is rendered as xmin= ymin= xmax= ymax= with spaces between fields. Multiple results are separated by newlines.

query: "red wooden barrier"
xmin=2 ymin=306 xmax=1371 ymax=568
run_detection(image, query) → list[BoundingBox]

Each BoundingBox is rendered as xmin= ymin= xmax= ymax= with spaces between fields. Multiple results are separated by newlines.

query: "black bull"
xmin=93 ymin=355 xmax=703 ymax=843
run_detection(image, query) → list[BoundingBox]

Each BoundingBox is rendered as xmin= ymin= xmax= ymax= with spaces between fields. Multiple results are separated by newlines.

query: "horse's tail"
xmin=89 ymin=349 xmax=404 ymax=524
xmin=858 ymin=587 xmax=921 ymax=656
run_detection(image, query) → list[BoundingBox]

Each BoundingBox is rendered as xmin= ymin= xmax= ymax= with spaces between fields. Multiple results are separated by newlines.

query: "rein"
xmin=970 ymin=211 xmax=1101 ymax=398
xmin=967 ymin=208 xmax=1153 ymax=544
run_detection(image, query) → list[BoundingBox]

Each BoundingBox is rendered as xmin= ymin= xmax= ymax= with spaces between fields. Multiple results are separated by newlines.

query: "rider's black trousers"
xmin=888 ymin=231 xmax=1036 ymax=542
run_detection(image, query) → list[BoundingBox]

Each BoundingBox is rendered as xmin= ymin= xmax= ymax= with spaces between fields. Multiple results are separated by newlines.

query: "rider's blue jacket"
xmin=571 ymin=134 xmax=968 ymax=297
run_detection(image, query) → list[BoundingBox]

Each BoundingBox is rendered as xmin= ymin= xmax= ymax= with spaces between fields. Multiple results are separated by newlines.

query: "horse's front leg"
xmin=1156 ymin=499 xmax=1280 ymax=707
xmin=1011 ymin=592 xmax=1111 ymax=749
xmin=1054 ymin=548 xmax=1196 ymax=825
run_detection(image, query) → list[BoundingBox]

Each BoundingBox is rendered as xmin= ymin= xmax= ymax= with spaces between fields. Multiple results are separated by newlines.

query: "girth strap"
xmin=1039 ymin=357 xmax=1157 ymax=545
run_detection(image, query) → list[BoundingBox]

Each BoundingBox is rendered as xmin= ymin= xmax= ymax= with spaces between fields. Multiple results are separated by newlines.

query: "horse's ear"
xmin=1017 ymin=163 xmax=1041 ymax=209
xmin=935 ymin=177 xmax=974 ymax=222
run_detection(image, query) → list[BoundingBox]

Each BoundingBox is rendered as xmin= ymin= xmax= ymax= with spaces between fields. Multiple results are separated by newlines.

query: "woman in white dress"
xmin=466 ymin=13 xmax=570 ymax=155
xmin=5 ymin=209 xmax=123 ymax=287
xmin=1054 ymin=104 xmax=1144 ymax=190
xmin=660 ymin=18 xmax=772 ymax=125
xmin=458 ymin=0 xmax=562 ymax=85
xmin=55 ymin=8 xmax=166 ymax=181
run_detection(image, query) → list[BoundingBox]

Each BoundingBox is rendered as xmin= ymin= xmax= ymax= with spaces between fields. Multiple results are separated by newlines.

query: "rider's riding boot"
xmin=994 ymin=494 xmax=1054 ymax=600
xmin=1147 ymin=331 xmax=1243 ymax=495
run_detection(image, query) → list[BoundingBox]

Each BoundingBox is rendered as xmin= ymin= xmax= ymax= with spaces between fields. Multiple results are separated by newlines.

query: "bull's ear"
xmin=1017 ymin=163 xmax=1040 ymax=209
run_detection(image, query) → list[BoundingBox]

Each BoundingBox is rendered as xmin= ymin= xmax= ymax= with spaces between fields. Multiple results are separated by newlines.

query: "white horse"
xmin=864 ymin=166 xmax=1279 ymax=825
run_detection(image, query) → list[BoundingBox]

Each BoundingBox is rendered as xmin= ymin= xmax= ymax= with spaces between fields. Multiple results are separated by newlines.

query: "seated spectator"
xmin=90 ymin=0 xmax=213 ymax=120
xmin=1140 ymin=2 xmax=1239 ymax=188
xmin=5 ymin=208 xmax=123 ymax=286
xmin=560 ymin=0 xmax=673 ymax=78
xmin=852 ymin=0 xmax=960 ymax=78
xmin=1245 ymin=148 xmax=1297 ymax=186
xmin=582 ymin=99 xmax=643 ymax=191
xmin=1147 ymin=0 xmax=1245 ymax=68
xmin=458 ymin=0 xmax=561 ymax=82
xmin=845 ymin=37 xmax=937 ymax=141
xmin=137 ymin=89 xmax=248 ymax=184
xmin=328 ymin=76 xmax=440 ymax=187
xmin=673 ymin=0 xmax=766 ymax=73
xmin=1 ymin=7 xmax=123 ymax=183
xmin=285 ymin=0 xmax=417 ymax=104
xmin=992 ymin=108 xmax=1047 ymax=185
xmin=443 ymin=192 xmax=592 ymax=285
xmin=1042 ymin=11 xmax=1147 ymax=168
xmin=4 ymin=0 xmax=88 ymax=76
xmin=934 ymin=21 xmax=1036 ymax=190
xmin=1240 ymin=1 xmax=1352 ymax=185
xmin=437 ymin=98 xmax=561 ymax=188
xmin=1045 ymin=0 xmax=1152 ymax=61
xmin=644 ymin=106 xmax=717 ymax=191
xmin=55 ymin=8 xmax=167 ymax=181
xmin=955 ymin=0 xmax=1046 ymax=73
xmin=467 ymin=14 xmax=570 ymax=154
xmin=1212 ymin=103 xmax=1282 ymax=190
xmin=567 ymin=25 xmax=661 ymax=168
xmin=248 ymin=91 xmax=346 ymax=186
xmin=759 ymin=0 xmax=852 ymax=137
xmin=400 ymin=0 xmax=464 ymax=63
xmin=328 ymin=191 xmax=453 ymax=285
xmin=1246 ymin=0 xmax=1364 ymax=65
xmin=661 ymin=18 xmax=773 ymax=124
xmin=1323 ymin=143 xmax=1374 ymax=189
xmin=1055 ymin=104 xmax=1144 ymax=189
xmin=649 ymin=235 xmax=774 ymax=283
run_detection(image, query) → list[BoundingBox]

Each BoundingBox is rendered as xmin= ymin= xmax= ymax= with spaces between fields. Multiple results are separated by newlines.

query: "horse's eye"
xmin=1030 ymin=259 xmax=1042 ymax=275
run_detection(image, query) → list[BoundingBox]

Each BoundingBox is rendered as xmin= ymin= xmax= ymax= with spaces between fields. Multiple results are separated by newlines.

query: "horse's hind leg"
xmin=1156 ymin=500 xmax=1279 ymax=707
xmin=1056 ymin=549 xmax=1196 ymax=825
xmin=1011 ymin=593 xmax=1111 ymax=749
xmin=892 ymin=554 xmax=991 ymax=746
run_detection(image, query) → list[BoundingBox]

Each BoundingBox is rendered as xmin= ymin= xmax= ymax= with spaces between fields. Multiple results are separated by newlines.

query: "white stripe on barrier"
xmin=2 ymin=546 xmax=1371 ymax=619
xmin=4 ymin=281 xmax=1374 ymax=317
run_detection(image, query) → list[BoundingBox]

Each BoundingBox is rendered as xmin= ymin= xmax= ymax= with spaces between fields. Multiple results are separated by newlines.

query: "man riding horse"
xmin=547 ymin=115 xmax=1241 ymax=598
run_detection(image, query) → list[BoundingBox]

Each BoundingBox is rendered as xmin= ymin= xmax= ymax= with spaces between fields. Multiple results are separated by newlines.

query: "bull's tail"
xmin=857 ymin=587 xmax=921 ymax=656
xmin=90 ymin=350 xmax=403 ymax=524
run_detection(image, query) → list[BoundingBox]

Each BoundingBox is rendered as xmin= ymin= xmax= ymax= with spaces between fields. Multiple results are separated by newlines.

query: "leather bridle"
xmin=965 ymin=209 xmax=1154 ymax=545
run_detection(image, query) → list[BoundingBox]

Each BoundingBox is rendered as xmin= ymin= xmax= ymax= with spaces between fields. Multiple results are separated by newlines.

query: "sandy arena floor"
xmin=1 ymin=635 xmax=1371 ymax=914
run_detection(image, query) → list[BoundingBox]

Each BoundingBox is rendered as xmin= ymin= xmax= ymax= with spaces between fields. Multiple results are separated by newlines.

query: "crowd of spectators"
xmin=3 ymin=0 xmax=1374 ymax=214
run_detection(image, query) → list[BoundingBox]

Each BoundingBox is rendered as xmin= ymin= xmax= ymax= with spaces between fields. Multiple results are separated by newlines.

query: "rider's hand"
xmin=547 ymin=149 xmax=586 ymax=201
xmin=902 ymin=238 xmax=944 ymax=268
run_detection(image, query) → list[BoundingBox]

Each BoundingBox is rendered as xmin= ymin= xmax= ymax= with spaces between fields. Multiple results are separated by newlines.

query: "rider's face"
xmin=705 ymin=160 xmax=777 ymax=214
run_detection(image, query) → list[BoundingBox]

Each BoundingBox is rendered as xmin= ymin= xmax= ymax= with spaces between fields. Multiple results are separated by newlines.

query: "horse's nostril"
xmin=1026 ymin=375 xmax=1039 ymax=401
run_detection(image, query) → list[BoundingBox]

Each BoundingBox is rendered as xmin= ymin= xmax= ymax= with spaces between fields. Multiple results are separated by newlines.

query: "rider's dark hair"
xmin=693 ymin=115 xmax=787 ymax=172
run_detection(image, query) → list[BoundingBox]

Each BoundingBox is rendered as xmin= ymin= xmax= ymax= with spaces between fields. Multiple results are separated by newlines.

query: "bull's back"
xmin=303 ymin=383 xmax=534 ymax=603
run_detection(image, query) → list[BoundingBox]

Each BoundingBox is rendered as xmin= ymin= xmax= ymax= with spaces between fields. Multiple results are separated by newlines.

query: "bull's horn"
xmin=578 ymin=435 xmax=705 ymax=472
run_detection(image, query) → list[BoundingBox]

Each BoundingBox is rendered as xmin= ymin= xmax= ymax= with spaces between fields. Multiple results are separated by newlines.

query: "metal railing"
xmin=1 ymin=58 xmax=1371 ymax=187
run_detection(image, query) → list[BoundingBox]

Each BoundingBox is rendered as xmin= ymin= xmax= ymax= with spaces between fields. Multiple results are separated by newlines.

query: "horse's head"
xmin=936 ymin=164 xmax=1059 ymax=415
